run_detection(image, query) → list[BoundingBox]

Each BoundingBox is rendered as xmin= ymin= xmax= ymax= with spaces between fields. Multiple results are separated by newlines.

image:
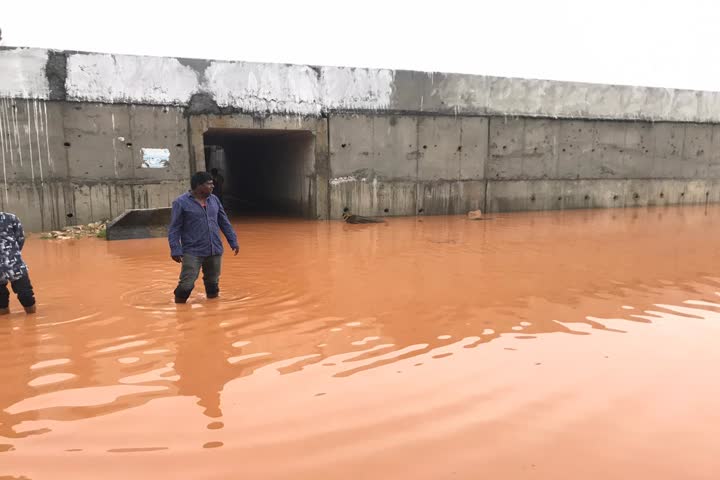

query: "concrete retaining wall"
xmin=0 ymin=98 xmax=188 ymax=230
xmin=1 ymin=46 xmax=720 ymax=229
xmin=325 ymin=113 xmax=720 ymax=218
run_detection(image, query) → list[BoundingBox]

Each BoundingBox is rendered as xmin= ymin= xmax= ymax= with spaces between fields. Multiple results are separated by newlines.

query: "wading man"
xmin=0 ymin=212 xmax=36 ymax=315
xmin=168 ymin=171 xmax=239 ymax=304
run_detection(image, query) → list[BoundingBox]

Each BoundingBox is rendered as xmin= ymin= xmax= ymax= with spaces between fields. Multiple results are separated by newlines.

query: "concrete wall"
xmin=328 ymin=114 xmax=487 ymax=218
xmin=485 ymin=117 xmax=720 ymax=212
xmin=2 ymin=46 xmax=720 ymax=229
xmin=3 ymin=47 xmax=720 ymax=123
xmin=0 ymin=98 xmax=189 ymax=230
xmin=328 ymin=114 xmax=720 ymax=218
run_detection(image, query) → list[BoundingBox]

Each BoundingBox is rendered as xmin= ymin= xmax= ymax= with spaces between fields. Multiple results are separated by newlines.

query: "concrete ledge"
xmin=106 ymin=207 xmax=171 ymax=241
xmin=4 ymin=47 xmax=720 ymax=123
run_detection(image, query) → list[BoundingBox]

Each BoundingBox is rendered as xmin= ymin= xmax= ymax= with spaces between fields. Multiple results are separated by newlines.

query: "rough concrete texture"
xmin=485 ymin=179 xmax=720 ymax=213
xmin=0 ymin=93 xmax=717 ymax=229
xmin=45 ymin=51 xmax=67 ymax=101
xmin=0 ymin=48 xmax=49 ymax=99
xmin=106 ymin=207 xmax=171 ymax=240
xmin=329 ymin=113 xmax=720 ymax=219
xmin=4 ymin=47 xmax=720 ymax=122
xmin=188 ymin=93 xmax=221 ymax=116
xmin=3 ymin=47 xmax=720 ymax=229
xmin=0 ymin=97 xmax=188 ymax=231
xmin=60 ymin=102 xmax=189 ymax=227
xmin=329 ymin=114 xmax=487 ymax=218
xmin=487 ymin=118 xmax=720 ymax=182
xmin=65 ymin=53 xmax=200 ymax=105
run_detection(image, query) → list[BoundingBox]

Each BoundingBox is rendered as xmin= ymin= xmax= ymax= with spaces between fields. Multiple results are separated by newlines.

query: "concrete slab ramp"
xmin=106 ymin=208 xmax=171 ymax=240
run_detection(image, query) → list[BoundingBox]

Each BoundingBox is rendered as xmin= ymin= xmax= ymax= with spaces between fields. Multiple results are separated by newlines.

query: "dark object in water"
xmin=342 ymin=212 xmax=384 ymax=224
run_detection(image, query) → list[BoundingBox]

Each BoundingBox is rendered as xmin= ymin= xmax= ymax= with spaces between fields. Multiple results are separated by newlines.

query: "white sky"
xmin=2 ymin=0 xmax=720 ymax=91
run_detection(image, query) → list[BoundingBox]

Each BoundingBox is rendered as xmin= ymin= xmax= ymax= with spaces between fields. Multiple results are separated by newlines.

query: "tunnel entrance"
xmin=203 ymin=129 xmax=315 ymax=217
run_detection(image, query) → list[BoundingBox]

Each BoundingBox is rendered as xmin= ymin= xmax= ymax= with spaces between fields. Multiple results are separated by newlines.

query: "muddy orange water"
xmin=2 ymin=206 xmax=720 ymax=479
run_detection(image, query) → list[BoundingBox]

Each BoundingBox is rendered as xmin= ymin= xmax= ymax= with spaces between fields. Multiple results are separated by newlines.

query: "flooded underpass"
xmin=2 ymin=205 xmax=720 ymax=479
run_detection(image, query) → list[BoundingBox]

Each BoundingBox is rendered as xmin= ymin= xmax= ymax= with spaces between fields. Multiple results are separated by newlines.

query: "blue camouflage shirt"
xmin=168 ymin=192 xmax=238 ymax=257
xmin=0 ymin=212 xmax=28 ymax=281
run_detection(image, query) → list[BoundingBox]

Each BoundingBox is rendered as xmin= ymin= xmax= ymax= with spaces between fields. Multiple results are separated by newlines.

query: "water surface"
xmin=2 ymin=206 xmax=720 ymax=479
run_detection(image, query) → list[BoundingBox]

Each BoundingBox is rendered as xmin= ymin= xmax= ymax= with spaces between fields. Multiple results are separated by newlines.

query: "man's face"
xmin=196 ymin=180 xmax=214 ymax=197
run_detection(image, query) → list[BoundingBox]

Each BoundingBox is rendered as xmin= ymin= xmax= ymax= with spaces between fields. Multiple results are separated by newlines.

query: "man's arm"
xmin=14 ymin=217 xmax=25 ymax=251
xmin=217 ymin=201 xmax=239 ymax=255
xmin=168 ymin=200 xmax=184 ymax=261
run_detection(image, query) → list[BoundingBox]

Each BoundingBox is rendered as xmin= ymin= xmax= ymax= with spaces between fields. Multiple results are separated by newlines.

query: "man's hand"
xmin=232 ymin=246 xmax=239 ymax=256
xmin=171 ymin=255 xmax=183 ymax=263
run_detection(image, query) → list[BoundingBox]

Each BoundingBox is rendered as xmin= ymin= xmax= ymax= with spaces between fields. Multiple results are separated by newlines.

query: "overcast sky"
xmin=3 ymin=0 xmax=719 ymax=92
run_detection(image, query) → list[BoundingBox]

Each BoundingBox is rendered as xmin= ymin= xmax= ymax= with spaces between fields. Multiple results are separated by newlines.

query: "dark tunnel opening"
xmin=203 ymin=129 xmax=315 ymax=217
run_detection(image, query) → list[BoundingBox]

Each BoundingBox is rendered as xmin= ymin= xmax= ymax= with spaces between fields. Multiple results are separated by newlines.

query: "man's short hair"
xmin=191 ymin=171 xmax=213 ymax=190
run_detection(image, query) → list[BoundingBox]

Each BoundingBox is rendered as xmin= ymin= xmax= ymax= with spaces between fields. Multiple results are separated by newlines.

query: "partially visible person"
xmin=210 ymin=168 xmax=225 ymax=205
xmin=168 ymin=171 xmax=239 ymax=304
xmin=0 ymin=212 xmax=36 ymax=314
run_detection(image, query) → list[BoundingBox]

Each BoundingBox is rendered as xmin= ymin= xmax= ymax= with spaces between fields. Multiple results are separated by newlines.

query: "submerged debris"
xmin=467 ymin=209 xmax=483 ymax=220
xmin=467 ymin=209 xmax=494 ymax=221
xmin=342 ymin=212 xmax=385 ymax=224
xmin=40 ymin=221 xmax=108 ymax=240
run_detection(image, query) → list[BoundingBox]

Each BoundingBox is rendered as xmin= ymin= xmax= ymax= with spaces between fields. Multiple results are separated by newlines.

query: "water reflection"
xmin=175 ymin=316 xmax=228 ymax=421
xmin=2 ymin=205 xmax=720 ymax=479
